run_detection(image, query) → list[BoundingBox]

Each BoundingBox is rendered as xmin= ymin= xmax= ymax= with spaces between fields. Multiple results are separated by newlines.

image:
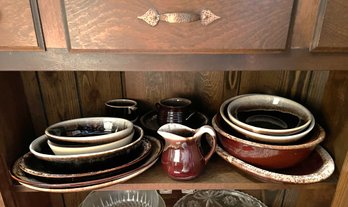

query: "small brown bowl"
xmin=212 ymin=115 xmax=325 ymax=169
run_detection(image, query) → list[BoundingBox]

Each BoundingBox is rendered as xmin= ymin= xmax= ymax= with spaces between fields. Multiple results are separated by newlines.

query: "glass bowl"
xmin=79 ymin=190 xmax=165 ymax=207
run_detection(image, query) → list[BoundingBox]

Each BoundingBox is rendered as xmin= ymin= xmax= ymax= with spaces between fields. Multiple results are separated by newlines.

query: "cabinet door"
xmin=64 ymin=0 xmax=294 ymax=53
xmin=312 ymin=0 xmax=348 ymax=51
xmin=0 ymin=0 xmax=42 ymax=51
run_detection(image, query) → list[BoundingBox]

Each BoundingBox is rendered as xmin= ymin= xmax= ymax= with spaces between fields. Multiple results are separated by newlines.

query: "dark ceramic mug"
xmin=105 ymin=99 xmax=138 ymax=122
xmin=156 ymin=97 xmax=193 ymax=125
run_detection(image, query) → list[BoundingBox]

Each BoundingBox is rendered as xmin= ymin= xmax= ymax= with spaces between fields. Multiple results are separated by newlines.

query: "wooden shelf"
xmin=13 ymin=155 xmax=337 ymax=192
xmin=1 ymin=49 xmax=348 ymax=71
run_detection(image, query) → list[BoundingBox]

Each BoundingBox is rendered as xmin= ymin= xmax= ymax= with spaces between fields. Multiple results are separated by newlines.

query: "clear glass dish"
xmin=174 ymin=190 xmax=267 ymax=207
xmin=79 ymin=190 xmax=165 ymax=207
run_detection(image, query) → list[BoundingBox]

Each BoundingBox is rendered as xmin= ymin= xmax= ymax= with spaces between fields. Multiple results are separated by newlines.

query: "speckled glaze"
xmin=158 ymin=123 xmax=216 ymax=180
xmin=215 ymin=144 xmax=334 ymax=184
xmin=212 ymin=115 xmax=325 ymax=169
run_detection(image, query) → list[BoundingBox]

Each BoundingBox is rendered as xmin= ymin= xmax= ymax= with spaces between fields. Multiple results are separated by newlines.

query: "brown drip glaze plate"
xmin=216 ymin=144 xmax=335 ymax=184
xmin=11 ymin=136 xmax=162 ymax=192
xmin=18 ymin=139 xmax=152 ymax=179
xmin=140 ymin=110 xmax=208 ymax=135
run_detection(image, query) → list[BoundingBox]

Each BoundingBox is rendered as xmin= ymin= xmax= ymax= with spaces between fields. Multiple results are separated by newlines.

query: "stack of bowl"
xmin=44 ymin=117 xmax=135 ymax=155
xmin=213 ymin=94 xmax=324 ymax=169
xmin=10 ymin=117 xmax=166 ymax=192
xmin=29 ymin=117 xmax=141 ymax=168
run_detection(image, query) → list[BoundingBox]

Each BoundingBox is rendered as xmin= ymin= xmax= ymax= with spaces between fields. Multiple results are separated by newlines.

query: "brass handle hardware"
xmin=138 ymin=8 xmax=220 ymax=26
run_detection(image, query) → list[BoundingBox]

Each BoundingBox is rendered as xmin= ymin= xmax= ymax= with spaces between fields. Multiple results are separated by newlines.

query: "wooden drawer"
xmin=64 ymin=0 xmax=294 ymax=53
xmin=0 ymin=0 xmax=42 ymax=51
xmin=312 ymin=0 xmax=348 ymax=52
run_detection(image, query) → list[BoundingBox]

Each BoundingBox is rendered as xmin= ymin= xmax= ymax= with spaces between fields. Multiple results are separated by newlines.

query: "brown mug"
xmin=105 ymin=99 xmax=138 ymax=122
xmin=156 ymin=97 xmax=193 ymax=126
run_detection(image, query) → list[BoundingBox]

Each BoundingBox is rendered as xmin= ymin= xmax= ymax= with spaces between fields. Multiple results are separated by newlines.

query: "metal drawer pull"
xmin=138 ymin=8 xmax=220 ymax=26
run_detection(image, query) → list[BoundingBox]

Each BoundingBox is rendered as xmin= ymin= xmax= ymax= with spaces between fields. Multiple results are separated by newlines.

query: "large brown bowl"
xmin=212 ymin=115 xmax=325 ymax=169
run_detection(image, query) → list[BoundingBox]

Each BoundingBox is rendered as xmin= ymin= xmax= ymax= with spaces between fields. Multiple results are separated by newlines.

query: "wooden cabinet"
xmin=64 ymin=0 xmax=294 ymax=53
xmin=312 ymin=0 xmax=348 ymax=51
xmin=1 ymin=1 xmax=348 ymax=207
xmin=0 ymin=0 xmax=43 ymax=51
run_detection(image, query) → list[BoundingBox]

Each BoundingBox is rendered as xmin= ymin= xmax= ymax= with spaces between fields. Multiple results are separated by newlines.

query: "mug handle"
xmin=195 ymin=125 xmax=217 ymax=164
xmin=155 ymin=103 xmax=161 ymax=110
xmin=127 ymin=106 xmax=138 ymax=114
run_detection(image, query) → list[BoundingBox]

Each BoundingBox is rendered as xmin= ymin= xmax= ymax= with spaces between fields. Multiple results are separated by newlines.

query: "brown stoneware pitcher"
xmin=157 ymin=123 xmax=216 ymax=180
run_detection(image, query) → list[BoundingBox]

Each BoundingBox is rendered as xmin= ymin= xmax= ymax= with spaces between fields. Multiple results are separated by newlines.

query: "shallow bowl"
xmin=212 ymin=115 xmax=325 ymax=169
xmin=227 ymin=94 xmax=313 ymax=135
xmin=221 ymin=95 xmax=315 ymax=144
xmin=45 ymin=117 xmax=133 ymax=144
xmin=79 ymin=190 xmax=164 ymax=207
xmin=47 ymin=130 xmax=134 ymax=155
xmin=30 ymin=125 xmax=143 ymax=167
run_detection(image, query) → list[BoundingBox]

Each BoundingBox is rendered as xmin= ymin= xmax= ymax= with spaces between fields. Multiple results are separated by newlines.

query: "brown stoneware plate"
xmin=140 ymin=110 xmax=208 ymax=135
xmin=29 ymin=125 xmax=143 ymax=168
xmin=18 ymin=139 xmax=151 ymax=179
xmin=11 ymin=136 xmax=163 ymax=192
xmin=216 ymin=144 xmax=334 ymax=184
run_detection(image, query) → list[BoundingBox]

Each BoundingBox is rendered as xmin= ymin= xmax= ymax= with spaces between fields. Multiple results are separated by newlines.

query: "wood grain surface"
xmin=312 ymin=0 xmax=348 ymax=51
xmin=2 ymin=49 xmax=348 ymax=71
xmin=37 ymin=0 xmax=66 ymax=48
xmin=320 ymin=71 xmax=348 ymax=172
xmin=291 ymin=0 xmax=320 ymax=48
xmin=0 ymin=72 xmax=53 ymax=207
xmin=76 ymin=71 xmax=123 ymax=117
xmin=0 ymin=0 xmax=39 ymax=50
xmin=331 ymin=152 xmax=348 ymax=207
xmin=64 ymin=0 xmax=294 ymax=52
xmin=124 ymin=71 xmax=225 ymax=116
xmin=37 ymin=71 xmax=81 ymax=124
xmin=20 ymin=72 xmax=48 ymax=135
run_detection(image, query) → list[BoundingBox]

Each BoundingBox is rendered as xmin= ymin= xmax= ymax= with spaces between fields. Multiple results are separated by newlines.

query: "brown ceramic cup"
xmin=156 ymin=97 xmax=193 ymax=126
xmin=105 ymin=99 xmax=138 ymax=122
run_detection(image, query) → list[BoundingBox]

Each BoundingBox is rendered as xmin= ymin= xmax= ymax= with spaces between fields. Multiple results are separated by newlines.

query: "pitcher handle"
xmin=195 ymin=125 xmax=217 ymax=164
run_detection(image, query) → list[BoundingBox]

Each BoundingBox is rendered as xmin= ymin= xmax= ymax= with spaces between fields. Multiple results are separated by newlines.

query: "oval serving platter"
xmin=11 ymin=136 xmax=162 ymax=191
xmin=215 ymin=144 xmax=335 ymax=184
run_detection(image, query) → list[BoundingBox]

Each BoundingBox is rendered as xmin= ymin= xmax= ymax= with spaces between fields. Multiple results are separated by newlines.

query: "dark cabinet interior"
xmin=1 ymin=0 xmax=348 ymax=206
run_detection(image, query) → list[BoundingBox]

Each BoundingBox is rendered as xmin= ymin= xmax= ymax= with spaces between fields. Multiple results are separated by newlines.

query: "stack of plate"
xmin=212 ymin=94 xmax=335 ymax=184
xmin=10 ymin=117 xmax=163 ymax=193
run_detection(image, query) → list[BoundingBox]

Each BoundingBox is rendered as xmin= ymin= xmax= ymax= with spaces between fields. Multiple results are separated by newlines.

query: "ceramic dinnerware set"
xmin=213 ymin=94 xmax=335 ymax=183
xmin=11 ymin=117 xmax=163 ymax=192
xmin=10 ymin=94 xmax=335 ymax=196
